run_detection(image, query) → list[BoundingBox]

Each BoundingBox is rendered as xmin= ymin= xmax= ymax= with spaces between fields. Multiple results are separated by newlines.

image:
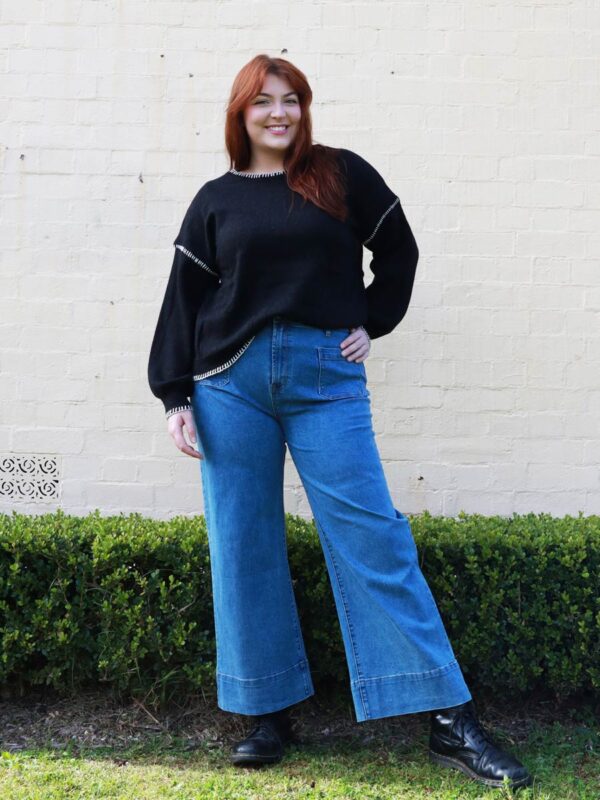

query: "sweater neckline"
xmin=229 ymin=167 xmax=286 ymax=178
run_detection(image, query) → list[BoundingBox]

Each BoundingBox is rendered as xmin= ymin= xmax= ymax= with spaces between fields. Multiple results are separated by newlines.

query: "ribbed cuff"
xmin=162 ymin=392 xmax=192 ymax=418
xmin=165 ymin=403 xmax=192 ymax=419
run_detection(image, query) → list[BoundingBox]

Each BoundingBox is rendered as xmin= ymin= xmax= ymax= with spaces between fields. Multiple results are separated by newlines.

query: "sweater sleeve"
xmin=147 ymin=186 xmax=221 ymax=417
xmin=339 ymin=148 xmax=419 ymax=340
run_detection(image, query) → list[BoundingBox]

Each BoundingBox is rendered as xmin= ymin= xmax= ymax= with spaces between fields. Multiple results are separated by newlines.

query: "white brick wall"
xmin=2 ymin=1 xmax=599 ymax=519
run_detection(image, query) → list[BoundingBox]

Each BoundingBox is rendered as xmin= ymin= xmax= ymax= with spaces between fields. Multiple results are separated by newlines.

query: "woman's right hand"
xmin=167 ymin=409 xmax=203 ymax=459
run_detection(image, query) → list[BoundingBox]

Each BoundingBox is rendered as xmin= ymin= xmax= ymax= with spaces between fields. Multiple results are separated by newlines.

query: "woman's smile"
xmin=265 ymin=125 xmax=289 ymax=135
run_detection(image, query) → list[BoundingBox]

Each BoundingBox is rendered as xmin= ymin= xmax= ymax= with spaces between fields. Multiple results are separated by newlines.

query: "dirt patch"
xmin=0 ymin=685 xmax=596 ymax=754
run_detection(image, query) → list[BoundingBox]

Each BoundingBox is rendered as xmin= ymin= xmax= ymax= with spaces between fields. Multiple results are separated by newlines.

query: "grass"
xmin=0 ymin=689 xmax=598 ymax=799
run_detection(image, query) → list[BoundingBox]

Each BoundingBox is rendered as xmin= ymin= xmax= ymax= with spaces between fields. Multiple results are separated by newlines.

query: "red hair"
xmin=224 ymin=54 xmax=348 ymax=222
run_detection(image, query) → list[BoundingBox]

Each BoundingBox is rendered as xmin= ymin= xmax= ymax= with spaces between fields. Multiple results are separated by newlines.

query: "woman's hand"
xmin=340 ymin=325 xmax=371 ymax=363
xmin=167 ymin=409 xmax=203 ymax=459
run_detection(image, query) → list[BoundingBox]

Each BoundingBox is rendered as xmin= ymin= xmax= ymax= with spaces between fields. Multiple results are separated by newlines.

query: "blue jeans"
xmin=191 ymin=316 xmax=472 ymax=721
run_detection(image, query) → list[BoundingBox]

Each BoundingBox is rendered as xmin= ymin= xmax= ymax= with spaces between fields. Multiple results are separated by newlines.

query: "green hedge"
xmin=0 ymin=509 xmax=598 ymax=709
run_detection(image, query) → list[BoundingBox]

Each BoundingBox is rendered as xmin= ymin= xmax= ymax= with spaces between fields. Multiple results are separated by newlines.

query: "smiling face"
xmin=242 ymin=73 xmax=301 ymax=166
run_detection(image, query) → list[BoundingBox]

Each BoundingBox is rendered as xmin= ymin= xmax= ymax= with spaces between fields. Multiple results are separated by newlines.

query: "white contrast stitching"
xmin=362 ymin=196 xmax=400 ymax=246
xmin=229 ymin=167 xmax=286 ymax=178
xmin=217 ymin=658 xmax=308 ymax=683
xmin=350 ymin=658 xmax=459 ymax=685
xmin=193 ymin=335 xmax=256 ymax=380
xmin=165 ymin=404 xmax=192 ymax=419
xmin=175 ymin=244 xmax=221 ymax=280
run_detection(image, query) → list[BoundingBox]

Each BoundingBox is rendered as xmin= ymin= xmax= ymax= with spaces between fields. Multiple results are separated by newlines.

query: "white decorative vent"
xmin=0 ymin=456 xmax=60 ymax=501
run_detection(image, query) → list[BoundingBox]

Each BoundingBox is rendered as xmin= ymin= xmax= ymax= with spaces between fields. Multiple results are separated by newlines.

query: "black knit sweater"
xmin=148 ymin=147 xmax=419 ymax=417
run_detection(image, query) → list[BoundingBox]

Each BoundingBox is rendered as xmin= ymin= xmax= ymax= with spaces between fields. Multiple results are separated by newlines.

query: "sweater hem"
xmin=193 ymin=334 xmax=256 ymax=381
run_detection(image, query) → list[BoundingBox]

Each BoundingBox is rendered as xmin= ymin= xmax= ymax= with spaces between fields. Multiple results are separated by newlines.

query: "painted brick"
xmin=1 ymin=2 xmax=598 ymax=520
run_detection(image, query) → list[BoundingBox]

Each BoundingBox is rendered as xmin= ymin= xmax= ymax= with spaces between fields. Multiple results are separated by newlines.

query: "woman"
xmin=148 ymin=54 xmax=532 ymax=791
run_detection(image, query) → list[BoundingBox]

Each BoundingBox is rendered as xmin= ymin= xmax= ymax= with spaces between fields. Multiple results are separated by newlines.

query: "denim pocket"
xmin=317 ymin=347 xmax=368 ymax=399
xmin=196 ymin=366 xmax=231 ymax=386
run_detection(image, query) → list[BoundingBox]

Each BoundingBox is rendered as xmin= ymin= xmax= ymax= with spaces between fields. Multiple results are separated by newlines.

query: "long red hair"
xmin=224 ymin=54 xmax=348 ymax=222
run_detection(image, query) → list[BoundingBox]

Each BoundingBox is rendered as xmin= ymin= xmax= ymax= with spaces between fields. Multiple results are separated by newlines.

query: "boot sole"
xmin=230 ymin=751 xmax=283 ymax=766
xmin=429 ymin=750 xmax=533 ymax=789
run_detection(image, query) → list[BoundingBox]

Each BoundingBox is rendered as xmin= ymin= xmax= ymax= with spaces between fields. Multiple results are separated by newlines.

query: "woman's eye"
xmin=254 ymin=98 xmax=297 ymax=104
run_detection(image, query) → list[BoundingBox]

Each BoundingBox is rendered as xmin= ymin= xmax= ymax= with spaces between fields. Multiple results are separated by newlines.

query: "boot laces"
xmin=248 ymin=719 xmax=283 ymax=742
xmin=459 ymin=706 xmax=497 ymax=751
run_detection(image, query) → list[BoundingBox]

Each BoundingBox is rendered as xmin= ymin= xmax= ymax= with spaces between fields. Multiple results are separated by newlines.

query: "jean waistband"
xmin=272 ymin=315 xmax=352 ymax=334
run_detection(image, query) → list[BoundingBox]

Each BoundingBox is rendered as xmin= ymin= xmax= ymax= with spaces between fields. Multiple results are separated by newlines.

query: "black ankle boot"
xmin=429 ymin=700 xmax=533 ymax=790
xmin=230 ymin=707 xmax=294 ymax=766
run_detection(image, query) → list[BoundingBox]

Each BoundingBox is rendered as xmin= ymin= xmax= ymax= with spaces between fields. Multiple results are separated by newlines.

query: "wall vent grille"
xmin=0 ymin=456 xmax=60 ymax=502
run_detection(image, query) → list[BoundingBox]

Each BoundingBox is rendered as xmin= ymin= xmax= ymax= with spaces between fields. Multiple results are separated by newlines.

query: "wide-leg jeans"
xmin=190 ymin=316 xmax=472 ymax=722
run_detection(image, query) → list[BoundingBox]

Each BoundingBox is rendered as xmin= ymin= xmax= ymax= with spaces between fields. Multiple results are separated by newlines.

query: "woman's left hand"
xmin=340 ymin=325 xmax=371 ymax=363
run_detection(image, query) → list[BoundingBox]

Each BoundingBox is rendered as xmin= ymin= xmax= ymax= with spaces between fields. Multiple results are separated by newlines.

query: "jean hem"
xmin=215 ymin=657 xmax=315 ymax=716
xmin=351 ymin=658 xmax=472 ymax=721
